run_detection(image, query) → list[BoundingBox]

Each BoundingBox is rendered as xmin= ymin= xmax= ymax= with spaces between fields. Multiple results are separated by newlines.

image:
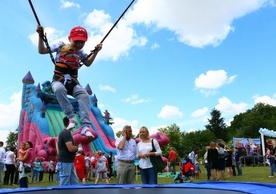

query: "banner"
xmin=233 ymin=138 xmax=261 ymax=156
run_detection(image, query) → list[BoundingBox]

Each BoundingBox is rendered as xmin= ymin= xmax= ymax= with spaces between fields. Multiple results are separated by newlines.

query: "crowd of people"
xmin=2 ymin=132 xmax=276 ymax=188
xmin=203 ymin=141 xmax=264 ymax=181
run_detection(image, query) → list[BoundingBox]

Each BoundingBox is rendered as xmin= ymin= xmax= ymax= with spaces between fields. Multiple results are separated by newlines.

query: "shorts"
xmin=96 ymin=172 xmax=108 ymax=179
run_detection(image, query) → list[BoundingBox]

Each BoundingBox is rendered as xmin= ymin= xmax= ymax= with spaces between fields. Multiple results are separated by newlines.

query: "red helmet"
xmin=69 ymin=26 xmax=88 ymax=42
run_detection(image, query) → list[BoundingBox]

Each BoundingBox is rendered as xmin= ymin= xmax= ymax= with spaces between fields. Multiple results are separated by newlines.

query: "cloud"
xmin=191 ymin=107 xmax=208 ymax=117
xmin=215 ymin=96 xmax=248 ymax=115
xmin=148 ymin=125 xmax=167 ymax=134
xmin=127 ymin=0 xmax=265 ymax=48
xmin=0 ymin=91 xmax=22 ymax=143
xmin=254 ymin=95 xmax=276 ymax=106
xmin=28 ymin=1 xmax=270 ymax=62
xmin=60 ymin=0 xmax=80 ymax=9
xmin=111 ymin=117 xmax=139 ymax=136
xmin=99 ymin=84 xmax=116 ymax=93
xmin=28 ymin=27 xmax=65 ymax=45
xmin=151 ymin=42 xmax=160 ymax=50
xmin=122 ymin=94 xmax=151 ymax=105
xmin=83 ymin=9 xmax=147 ymax=61
xmin=158 ymin=105 xmax=183 ymax=119
xmin=28 ymin=10 xmax=147 ymax=62
xmin=195 ymin=70 xmax=237 ymax=96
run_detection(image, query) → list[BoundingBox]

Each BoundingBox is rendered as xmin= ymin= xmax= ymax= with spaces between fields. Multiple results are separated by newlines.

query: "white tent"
xmin=259 ymin=128 xmax=276 ymax=156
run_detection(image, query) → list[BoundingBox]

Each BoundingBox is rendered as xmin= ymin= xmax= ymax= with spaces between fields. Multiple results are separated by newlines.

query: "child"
xmin=32 ymin=157 xmax=40 ymax=183
xmin=85 ymin=153 xmax=91 ymax=181
xmin=268 ymin=151 xmax=275 ymax=178
xmin=48 ymin=156 xmax=55 ymax=182
xmin=55 ymin=161 xmax=60 ymax=183
xmin=194 ymin=162 xmax=201 ymax=179
xmin=38 ymin=158 xmax=44 ymax=182
xmin=74 ymin=148 xmax=86 ymax=184
xmin=92 ymin=151 xmax=109 ymax=184
xmin=36 ymin=25 xmax=102 ymax=137
xmin=17 ymin=142 xmax=27 ymax=173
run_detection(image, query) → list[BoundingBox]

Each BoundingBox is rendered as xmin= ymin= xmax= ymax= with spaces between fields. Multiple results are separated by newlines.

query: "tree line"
xmin=159 ymin=103 xmax=276 ymax=160
xmin=5 ymin=103 xmax=276 ymax=160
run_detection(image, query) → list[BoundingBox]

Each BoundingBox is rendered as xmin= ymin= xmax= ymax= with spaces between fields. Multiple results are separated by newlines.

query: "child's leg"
xmin=95 ymin=173 xmax=99 ymax=184
xmin=19 ymin=162 xmax=23 ymax=172
xmin=104 ymin=173 xmax=109 ymax=184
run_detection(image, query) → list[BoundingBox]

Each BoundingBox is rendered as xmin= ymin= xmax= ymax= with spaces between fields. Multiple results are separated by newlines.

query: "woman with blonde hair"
xmin=136 ymin=126 xmax=162 ymax=184
xmin=207 ymin=142 xmax=219 ymax=180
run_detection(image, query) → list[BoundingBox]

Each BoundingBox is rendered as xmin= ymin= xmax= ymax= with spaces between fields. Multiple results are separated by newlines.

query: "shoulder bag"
xmin=150 ymin=139 xmax=166 ymax=173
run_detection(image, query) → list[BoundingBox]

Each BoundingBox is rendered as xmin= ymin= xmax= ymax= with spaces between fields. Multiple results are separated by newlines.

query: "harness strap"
xmin=54 ymin=62 xmax=78 ymax=79
xmin=52 ymin=74 xmax=79 ymax=96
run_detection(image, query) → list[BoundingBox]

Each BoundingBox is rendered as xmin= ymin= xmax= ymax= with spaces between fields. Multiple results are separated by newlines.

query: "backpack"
xmin=96 ymin=158 xmax=108 ymax=173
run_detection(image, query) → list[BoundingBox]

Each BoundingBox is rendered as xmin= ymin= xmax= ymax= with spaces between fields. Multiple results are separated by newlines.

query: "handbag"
xmin=24 ymin=164 xmax=32 ymax=173
xmin=150 ymin=139 xmax=166 ymax=172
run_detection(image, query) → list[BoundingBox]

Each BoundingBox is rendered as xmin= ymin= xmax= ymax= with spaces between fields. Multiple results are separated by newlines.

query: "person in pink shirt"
xmin=18 ymin=141 xmax=33 ymax=188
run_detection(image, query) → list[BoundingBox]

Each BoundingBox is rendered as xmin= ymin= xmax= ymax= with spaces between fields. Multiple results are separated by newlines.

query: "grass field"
xmin=1 ymin=164 xmax=275 ymax=189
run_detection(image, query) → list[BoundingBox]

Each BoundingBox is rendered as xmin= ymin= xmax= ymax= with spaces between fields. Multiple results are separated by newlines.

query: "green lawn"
xmin=1 ymin=164 xmax=275 ymax=189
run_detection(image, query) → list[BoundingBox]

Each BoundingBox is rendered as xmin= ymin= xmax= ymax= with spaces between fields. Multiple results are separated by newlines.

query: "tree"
xmin=205 ymin=108 xmax=228 ymax=141
xmin=181 ymin=129 xmax=216 ymax=158
xmin=158 ymin=124 xmax=183 ymax=158
xmin=6 ymin=129 xmax=18 ymax=150
xmin=229 ymin=103 xmax=276 ymax=138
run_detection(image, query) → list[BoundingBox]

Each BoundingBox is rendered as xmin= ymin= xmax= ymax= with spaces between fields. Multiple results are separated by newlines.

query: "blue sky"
xmin=1 ymin=0 xmax=276 ymax=142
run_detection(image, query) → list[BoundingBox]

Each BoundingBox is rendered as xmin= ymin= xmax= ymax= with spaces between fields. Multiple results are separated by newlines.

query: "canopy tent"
xmin=259 ymin=128 xmax=276 ymax=156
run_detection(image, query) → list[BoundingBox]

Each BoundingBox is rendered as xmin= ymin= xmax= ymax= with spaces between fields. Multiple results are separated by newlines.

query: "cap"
xmin=78 ymin=147 xmax=83 ymax=152
xmin=69 ymin=26 xmax=88 ymax=42
xmin=97 ymin=150 xmax=102 ymax=155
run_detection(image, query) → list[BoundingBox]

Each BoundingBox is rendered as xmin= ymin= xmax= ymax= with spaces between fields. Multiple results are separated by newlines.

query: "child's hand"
xmin=94 ymin=43 xmax=103 ymax=52
xmin=36 ymin=25 xmax=44 ymax=36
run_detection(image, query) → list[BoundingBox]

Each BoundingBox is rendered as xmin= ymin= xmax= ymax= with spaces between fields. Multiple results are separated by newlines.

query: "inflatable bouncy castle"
xmin=18 ymin=71 xmax=170 ymax=168
xmin=18 ymin=71 xmax=117 ymax=163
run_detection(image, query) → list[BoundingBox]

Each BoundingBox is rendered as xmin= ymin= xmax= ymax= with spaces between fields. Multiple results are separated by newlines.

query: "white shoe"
xmin=81 ymin=126 xmax=94 ymax=138
xmin=67 ymin=118 xmax=76 ymax=130
xmin=269 ymin=176 xmax=274 ymax=178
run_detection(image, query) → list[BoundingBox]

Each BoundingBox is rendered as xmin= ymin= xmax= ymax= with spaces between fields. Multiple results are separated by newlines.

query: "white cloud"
xmin=83 ymin=9 xmax=147 ymax=61
xmin=122 ymin=94 xmax=151 ymax=105
xmin=0 ymin=91 xmax=22 ymax=143
xmin=195 ymin=70 xmax=237 ymax=96
xmin=60 ymin=0 xmax=80 ymax=9
xmin=127 ymin=0 xmax=265 ymax=48
xmin=28 ymin=27 xmax=65 ymax=46
xmin=151 ymin=42 xmax=160 ymax=50
xmin=28 ymin=10 xmax=147 ymax=62
xmin=99 ymin=84 xmax=116 ymax=93
xmin=158 ymin=105 xmax=183 ymax=119
xmin=28 ymin=1 xmax=269 ymax=63
xmin=191 ymin=107 xmax=208 ymax=117
xmin=215 ymin=97 xmax=248 ymax=115
xmin=254 ymin=95 xmax=276 ymax=106
xmin=148 ymin=125 xmax=167 ymax=135
xmin=111 ymin=117 xmax=139 ymax=136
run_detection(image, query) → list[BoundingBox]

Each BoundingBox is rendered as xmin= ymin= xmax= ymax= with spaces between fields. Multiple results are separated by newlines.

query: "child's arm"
xmin=36 ymin=25 xmax=50 ymax=54
xmin=19 ymin=149 xmax=27 ymax=154
xmin=83 ymin=43 xmax=103 ymax=67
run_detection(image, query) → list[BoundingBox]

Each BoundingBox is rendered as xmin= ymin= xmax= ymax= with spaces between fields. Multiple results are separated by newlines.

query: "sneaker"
xmin=269 ymin=176 xmax=274 ymax=178
xmin=81 ymin=126 xmax=94 ymax=138
xmin=67 ymin=118 xmax=76 ymax=130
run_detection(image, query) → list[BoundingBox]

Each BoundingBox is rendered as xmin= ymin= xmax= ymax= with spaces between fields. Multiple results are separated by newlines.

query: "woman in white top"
xmin=136 ymin=126 xmax=162 ymax=184
xmin=4 ymin=147 xmax=16 ymax=185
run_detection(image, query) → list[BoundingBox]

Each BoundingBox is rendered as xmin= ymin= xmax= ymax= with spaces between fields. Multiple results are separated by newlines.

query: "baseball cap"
xmin=69 ymin=26 xmax=88 ymax=42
